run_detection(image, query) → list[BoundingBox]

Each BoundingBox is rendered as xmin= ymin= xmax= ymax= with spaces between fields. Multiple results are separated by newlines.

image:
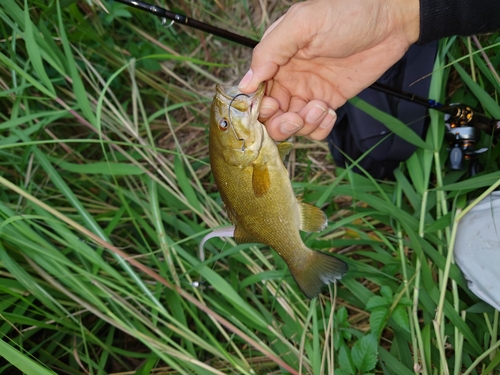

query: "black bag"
xmin=328 ymin=42 xmax=438 ymax=179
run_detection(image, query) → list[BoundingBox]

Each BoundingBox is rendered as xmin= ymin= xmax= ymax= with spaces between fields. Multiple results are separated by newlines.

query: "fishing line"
xmin=228 ymin=93 xmax=250 ymax=152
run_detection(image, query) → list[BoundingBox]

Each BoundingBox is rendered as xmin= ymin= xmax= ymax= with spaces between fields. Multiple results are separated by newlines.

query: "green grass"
xmin=1 ymin=1 xmax=500 ymax=374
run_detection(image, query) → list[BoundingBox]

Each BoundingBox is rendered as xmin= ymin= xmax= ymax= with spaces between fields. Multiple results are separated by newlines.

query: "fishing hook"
xmin=228 ymin=93 xmax=250 ymax=152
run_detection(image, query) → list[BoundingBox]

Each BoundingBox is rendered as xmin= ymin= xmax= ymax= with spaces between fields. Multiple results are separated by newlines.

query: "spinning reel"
xmin=443 ymin=104 xmax=500 ymax=175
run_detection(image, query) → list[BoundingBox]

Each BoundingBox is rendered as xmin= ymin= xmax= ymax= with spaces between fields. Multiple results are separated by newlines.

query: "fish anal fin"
xmin=277 ymin=142 xmax=294 ymax=161
xmin=289 ymin=249 xmax=348 ymax=299
xmin=252 ymin=163 xmax=270 ymax=197
xmin=299 ymin=201 xmax=328 ymax=232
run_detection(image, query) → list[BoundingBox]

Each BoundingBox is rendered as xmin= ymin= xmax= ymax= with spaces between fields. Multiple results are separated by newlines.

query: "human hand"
xmin=238 ymin=0 xmax=420 ymax=141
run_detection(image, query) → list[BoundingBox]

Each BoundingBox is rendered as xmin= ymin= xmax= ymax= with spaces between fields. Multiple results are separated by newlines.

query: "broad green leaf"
xmin=56 ymin=0 xmax=96 ymax=125
xmin=482 ymin=348 xmax=500 ymax=374
xmin=0 ymin=1 xmax=24 ymax=26
xmin=380 ymin=285 xmax=393 ymax=301
xmin=379 ymin=347 xmax=414 ymax=375
xmin=351 ymin=334 xmax=378 ymax=373
xmin=336 ymin=305 xmax=349 ymax=323
xmin=453 ymin=62 xmax=500 ymax=118
xmin=437 ymin=171 xmax=500 ymax=191
xmin=424 ymin=212 xmax=453 ymax=233
xmin=0 ymin=52 xmax=55 ymax=99
xmin=53 ymin=159 xmax=145 ymax=176
xmin=197 ymin=264 xmax=269 ymax=332
xmin=24 ymin=0 xmax=55 ymax=96
xmin=341 ymin=277 xmax=376 ymax=306
xmin=0 ymin=110 xmax=68 ymax=130
xmin=365 ymin=296 xmax=389 ymax=311
xmin=338 ymin=344 xmax=356 ymax=375
xmin=333 ymin=369 xmax=352 ymax=375
xmin=466 ymin=301 xmax=495 ymax=313
xmin=349 ymin=96 xmax=431 ymax=150
xmin=393 ymin=168 xmax=421 ymax=211
xmin=369 ymin=308 xmax=389 ymax=338
xmin=174 ymin=154 xmax=202 ymax=213
xmin=0 ymin=338 xmax=57 ymax=375
xmin=391 ymin=305 xmax=410 ymax=332
xmin=240 ymin=270 xmax=285 ymax=288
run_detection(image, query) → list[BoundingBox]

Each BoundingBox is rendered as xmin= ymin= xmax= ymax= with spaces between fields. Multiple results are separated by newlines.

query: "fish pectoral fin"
xmin=289 ymin=249 xmax=348 ymax=299
xmin=199 ymin=226 xmax=235 ymax=261
xmin=252 ymin=163 xmax=271 ymax=197
xmin=298 ymin=201 xmax=328 ymax=232
xmin=277 ymin=142 xmax=294 ymax=161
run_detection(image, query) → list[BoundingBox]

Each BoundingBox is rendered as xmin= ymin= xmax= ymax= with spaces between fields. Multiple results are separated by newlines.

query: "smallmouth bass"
xmin=201 ymin=83 xmax=347 ymax=298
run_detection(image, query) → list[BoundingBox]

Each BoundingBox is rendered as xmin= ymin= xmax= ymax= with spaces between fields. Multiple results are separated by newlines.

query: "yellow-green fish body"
xmin=203 ymin=83 xmax=347 ymax=298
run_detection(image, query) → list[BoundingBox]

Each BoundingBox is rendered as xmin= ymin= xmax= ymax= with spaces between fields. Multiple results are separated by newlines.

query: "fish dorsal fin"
xmin=252 ymin=163 xmax=270 ymax=197
xmin=298 ymin=201 xmax=328 ymax=232
xmin=277 ymin=142 xmax=294 ymax=161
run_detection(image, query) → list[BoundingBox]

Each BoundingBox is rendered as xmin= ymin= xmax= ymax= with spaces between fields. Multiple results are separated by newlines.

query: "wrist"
xmin=391 ymin=0 xmax=420 ymax=44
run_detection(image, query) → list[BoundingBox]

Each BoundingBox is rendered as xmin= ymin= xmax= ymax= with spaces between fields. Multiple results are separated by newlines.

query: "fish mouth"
xmin=215 ymin=83 xmax=265 ymax=119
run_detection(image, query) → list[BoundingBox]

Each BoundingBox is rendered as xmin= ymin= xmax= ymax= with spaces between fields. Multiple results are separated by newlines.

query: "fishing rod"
xmin=114 ymin=0 xmax=442 ymax=108
xmin=113 ymin=0 xmax=500 ymax=173
xmin=113 ymin=0 xmax=257 ymax=48
xmin=114 ymin=0 xmax=451 ymax=107
xmin=110 ymin=0 xmax=455 ymax=114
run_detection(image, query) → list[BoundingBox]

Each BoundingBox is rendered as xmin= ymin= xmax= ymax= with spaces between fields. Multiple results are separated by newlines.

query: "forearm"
xmin=418 ymin=0 xmax=500 ymax=44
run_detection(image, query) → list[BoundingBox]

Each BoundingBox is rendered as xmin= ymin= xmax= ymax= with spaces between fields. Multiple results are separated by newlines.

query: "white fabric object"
xmin=455 ymin=191 xmax=500 ymax=310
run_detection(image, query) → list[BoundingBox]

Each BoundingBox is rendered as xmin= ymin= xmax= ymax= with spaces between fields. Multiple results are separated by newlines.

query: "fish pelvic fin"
xmin=277 ymin=142 xmax=294 ymax=161
xmin=289 ymin=250 xmax=348 ymax=299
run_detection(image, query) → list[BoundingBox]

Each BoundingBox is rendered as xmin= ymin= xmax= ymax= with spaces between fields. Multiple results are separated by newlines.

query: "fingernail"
xmin=238 ymin=69 xmax=253 ymax=89
xmin=280 ymin=119 xmax=301 ymax=134
xmin=319 ymin=109 xmax=337 ymax=129
xmin=305 ymin=105 xmax=326 ymax=124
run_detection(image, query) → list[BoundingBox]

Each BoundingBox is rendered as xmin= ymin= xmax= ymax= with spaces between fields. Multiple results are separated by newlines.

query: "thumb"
xmin=238 ymin=14 xmax=300 ymax=93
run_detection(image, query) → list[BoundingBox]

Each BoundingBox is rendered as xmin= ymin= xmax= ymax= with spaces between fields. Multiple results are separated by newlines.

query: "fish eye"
xmin=218 ymin=118 xmax=229 ymax=131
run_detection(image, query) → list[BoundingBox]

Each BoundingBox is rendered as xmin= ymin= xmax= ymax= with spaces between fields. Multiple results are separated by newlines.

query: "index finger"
xmin=238 ymin=12 xmax=302 ymax=93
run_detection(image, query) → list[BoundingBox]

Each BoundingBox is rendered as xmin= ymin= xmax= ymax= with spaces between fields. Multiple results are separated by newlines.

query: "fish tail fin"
xmin=289 ymin=249 xmax=348 ymax=299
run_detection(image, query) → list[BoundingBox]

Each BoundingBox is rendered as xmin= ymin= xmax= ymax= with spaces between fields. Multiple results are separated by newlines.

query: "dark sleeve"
xmin=417 ymin=0 xmax=500 ymax=44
